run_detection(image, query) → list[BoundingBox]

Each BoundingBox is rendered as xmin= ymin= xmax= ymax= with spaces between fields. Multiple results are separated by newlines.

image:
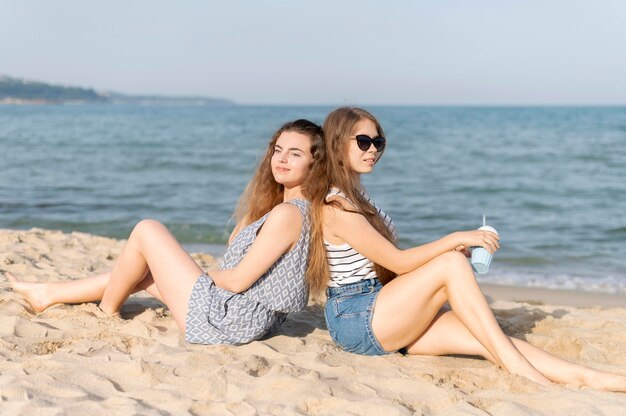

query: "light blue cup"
xmin=471 ymin=225 xmax=498 ymax=274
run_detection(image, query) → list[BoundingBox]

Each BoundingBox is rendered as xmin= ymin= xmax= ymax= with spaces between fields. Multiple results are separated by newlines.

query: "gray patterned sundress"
xmin=185 ymin=199 xmax=310 ymax=345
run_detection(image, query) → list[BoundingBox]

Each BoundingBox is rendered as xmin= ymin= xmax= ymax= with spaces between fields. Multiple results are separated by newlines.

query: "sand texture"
xmin=1 ymin=228 xmax=625 ymax=415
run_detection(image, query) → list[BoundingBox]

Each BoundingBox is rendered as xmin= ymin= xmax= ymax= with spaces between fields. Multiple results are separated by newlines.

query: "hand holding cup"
xmin=471 ymin=225 xmax=499 ymax=274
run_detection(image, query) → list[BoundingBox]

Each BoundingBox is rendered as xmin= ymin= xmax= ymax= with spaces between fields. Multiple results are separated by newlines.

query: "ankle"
xmin=580 ymin=368 xmax=615 ymax=390
xmin=98 ymin=302 xmax=119 ymax=317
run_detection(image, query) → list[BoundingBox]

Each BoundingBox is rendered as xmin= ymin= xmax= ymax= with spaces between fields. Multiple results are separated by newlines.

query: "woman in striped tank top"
xmin=316 ymin=107 xmax=626 ymax=392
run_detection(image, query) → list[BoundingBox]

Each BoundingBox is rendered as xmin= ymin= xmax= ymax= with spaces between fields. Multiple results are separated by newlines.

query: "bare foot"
xmin=5 ymin=272 xmax=55 ymax=313
xmin=97 ymin=303 xmax=121 ymax=318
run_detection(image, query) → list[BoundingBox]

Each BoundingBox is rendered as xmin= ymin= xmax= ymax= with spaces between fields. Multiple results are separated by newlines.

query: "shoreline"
xmin=481 ymin=283 xmax=625 ymax=308
xmin=1 ymin=227 xmax=623 ymax=305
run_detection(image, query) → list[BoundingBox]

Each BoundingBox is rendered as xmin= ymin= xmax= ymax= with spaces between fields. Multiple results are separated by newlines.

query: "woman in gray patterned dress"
xmin=7 ymin=119 xmax=329 ymax=345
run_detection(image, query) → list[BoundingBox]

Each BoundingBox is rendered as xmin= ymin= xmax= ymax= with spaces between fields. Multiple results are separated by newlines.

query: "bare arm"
xmin=208 ymin=203 xmax=303 ymax=293
xmin=325 ymin=203 xmax=499 ymax=275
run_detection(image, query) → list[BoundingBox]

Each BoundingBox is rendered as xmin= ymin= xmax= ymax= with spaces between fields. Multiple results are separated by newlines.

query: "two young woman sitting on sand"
xmin=7 ymin=108 xmax=626 ymax=392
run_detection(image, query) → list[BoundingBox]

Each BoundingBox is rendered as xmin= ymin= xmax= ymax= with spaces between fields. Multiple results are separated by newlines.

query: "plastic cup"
xmin=471 ymin=225 xmax=498 ymax=274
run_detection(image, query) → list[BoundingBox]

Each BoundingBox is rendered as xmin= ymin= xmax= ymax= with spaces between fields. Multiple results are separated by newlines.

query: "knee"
xmin=131 ymin=219 xmax=167 ymax=240
xmin=436 ymin=251 xmax=469 ymax=268
xmin=434 ymin=251 xmax=473 ymax=278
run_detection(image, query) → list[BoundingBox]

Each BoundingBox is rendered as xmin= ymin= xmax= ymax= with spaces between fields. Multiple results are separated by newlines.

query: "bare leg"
xmin=133 ymin=272 xmax=164 ymax=302
xmin=407 ymin=310 xmax=626 ymax=392
xmin=5 ymin=270 xmax=164 ymax=313
xmin=372 ymin=251 xmax=551 ymax=385
xmin=99 ymin=219 xmax=202 ymax=331
xmin=6 ymin=219 xmax=199 ymax=331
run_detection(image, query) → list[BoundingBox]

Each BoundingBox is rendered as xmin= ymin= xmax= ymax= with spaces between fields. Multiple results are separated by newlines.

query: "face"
xmin=271 ymin=131 xmax=314 ymax=188
xmin=347 ymin=118 xmax=383 ymax=174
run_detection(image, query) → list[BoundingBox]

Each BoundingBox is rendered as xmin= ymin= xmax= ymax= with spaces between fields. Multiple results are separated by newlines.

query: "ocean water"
xmin=1 ymin=105 xmax=625 ymax=294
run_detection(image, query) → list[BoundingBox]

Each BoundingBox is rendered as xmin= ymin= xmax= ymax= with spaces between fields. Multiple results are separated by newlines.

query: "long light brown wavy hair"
xmin=317 ymin=107 xmax=397 ymax=289
xmin=232 ymin=119 xmax=329 ymax=296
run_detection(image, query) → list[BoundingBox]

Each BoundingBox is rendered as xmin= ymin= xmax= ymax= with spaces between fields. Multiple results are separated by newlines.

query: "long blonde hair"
xmin=232 ymin=119 xmax=329 ymax=296
xmin=318 ymin=107 xmax=397 ymax=289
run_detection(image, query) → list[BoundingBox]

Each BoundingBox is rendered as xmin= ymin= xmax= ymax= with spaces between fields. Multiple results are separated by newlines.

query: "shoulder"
xmin=325 ymin=188 xmax=357 ymax=211
xmin=323 ymin=196 xmax=366 ymax=231
xmin=257 ymin=203 xmax=304 ymax=244
xmin=266 ymin=202 xmax=304 ymax=225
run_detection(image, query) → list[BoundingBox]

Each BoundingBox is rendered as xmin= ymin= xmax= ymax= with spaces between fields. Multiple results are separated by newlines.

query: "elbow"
xmin=212 ymin=272 xmax=247 ymax=294
xmin=391 ymin=252 xmax=415 ymax=275
xmin=223 ymin=281 xmax=247 ymax=294
xmin=222 ymin=277 xmax=252 ymax=294
xmin=392 ymin=265 xmax=411 ymax=275
xmin=381 ymin=263 xmax=408 ymax=276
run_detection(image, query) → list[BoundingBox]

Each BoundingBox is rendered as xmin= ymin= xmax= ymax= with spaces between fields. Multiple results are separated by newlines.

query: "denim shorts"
xmin=324 ymin=279 xmax=393 ymax=356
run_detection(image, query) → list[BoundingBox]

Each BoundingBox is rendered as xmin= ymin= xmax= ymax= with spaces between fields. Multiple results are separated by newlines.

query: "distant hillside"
xmin=0 ymin=75 xmax=234 ymax=105
xmin=0 ymin=75 xmax=106 ymax=103
xmin=102 ymin=92 xmax=234 ymax=106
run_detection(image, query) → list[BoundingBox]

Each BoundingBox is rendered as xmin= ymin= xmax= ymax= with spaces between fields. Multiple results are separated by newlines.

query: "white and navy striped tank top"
xmin=325 ymin=188 xmax=396 ymax=287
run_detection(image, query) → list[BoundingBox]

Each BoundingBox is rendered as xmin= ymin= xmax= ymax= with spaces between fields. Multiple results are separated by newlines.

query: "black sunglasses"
xmin=351 ymin=134 xmax=386 ymax=152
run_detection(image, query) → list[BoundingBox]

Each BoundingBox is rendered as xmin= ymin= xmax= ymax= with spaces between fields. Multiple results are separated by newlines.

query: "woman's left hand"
xmin=454 ymin=245 xmax=472 ymax=258
xmin=451 ymin=230 xmax=500 ymax=254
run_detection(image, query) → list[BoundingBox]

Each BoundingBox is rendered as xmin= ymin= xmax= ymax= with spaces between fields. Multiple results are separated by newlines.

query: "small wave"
xmin=499 ymin=257 xmax=555 ymax=266
xmin=479 ymin=269 xmax=626 ymax=295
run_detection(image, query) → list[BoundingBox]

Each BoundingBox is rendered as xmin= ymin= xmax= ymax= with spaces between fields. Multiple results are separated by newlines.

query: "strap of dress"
xmin=284 ymin=199 xmax=310 ymax=219
xmin=326 ymin=187 xmax=347 ymax=202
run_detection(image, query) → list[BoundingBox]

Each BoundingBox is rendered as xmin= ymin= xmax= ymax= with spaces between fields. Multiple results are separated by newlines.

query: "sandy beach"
xmin=1 ymin=228 xmax=625 ymax=415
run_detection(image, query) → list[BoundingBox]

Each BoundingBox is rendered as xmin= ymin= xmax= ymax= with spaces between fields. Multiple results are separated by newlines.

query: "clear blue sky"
xmin=1 ymin=1 xmax=625 ymax=105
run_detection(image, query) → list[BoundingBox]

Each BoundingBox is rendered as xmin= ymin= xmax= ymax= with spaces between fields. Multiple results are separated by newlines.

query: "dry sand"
xmin=1 ymin=228 xmax=625 ymax=415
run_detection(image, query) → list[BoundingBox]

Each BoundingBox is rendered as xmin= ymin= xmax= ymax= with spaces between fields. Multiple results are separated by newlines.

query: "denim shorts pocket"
xmin=332 ymin=293 xmax=370 ymax=318
xmin=324 ymin=302 xmax=349 ymax=350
